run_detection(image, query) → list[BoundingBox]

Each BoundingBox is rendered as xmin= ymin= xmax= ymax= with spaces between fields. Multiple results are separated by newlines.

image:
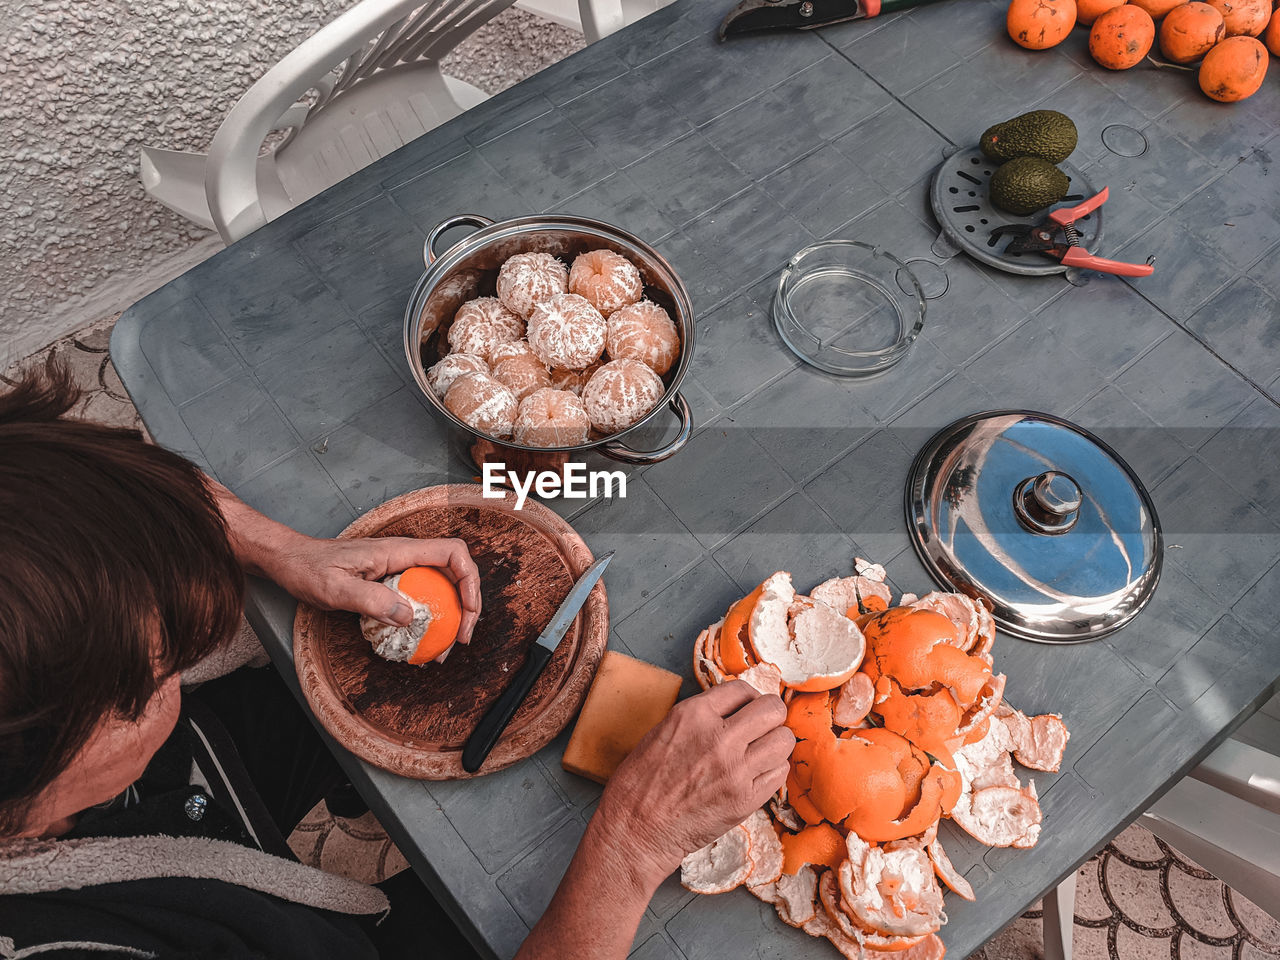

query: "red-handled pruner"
xmin=991 ymin=188 xmax=1155 ymax=278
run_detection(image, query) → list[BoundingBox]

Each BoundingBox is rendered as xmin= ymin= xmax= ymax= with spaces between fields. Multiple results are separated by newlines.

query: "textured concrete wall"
xmin=0 ymin=0 xmax=355 ymax=365
xmin=0 ymin=1 xmax=582 ymax=368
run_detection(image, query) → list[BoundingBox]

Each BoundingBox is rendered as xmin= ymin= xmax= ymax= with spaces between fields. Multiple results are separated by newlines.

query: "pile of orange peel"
xmin=684 ymin=559 xmax=1070 ymax=960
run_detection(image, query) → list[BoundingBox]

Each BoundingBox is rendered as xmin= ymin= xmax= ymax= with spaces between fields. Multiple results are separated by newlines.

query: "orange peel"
xmin=801 ymin=734 xmax=907 ymax=828
xmin=873 ymin=679 xmax=962 ymax=758
xmin=950 ymin=784 xmax=1042 ymax=848
xmin=682 ymin=562 xmax=1068 ymax=953
xmin=838 ymin=833 xmax=946 ymax=938
xmin=833 ymin=671 xmax=876 ymax=727
xmin=862 ymin=608 xmax=991 ymax=708
xmin=737 ymin=661 xmax=783 ymax=697
xmin=790 ymin=790 xmax=825 ymax=826
xmin=749 ymin=572 xmax=867 ymax=692
xmin=811 ymin=574 xmax=894 ymax=618
xmin=680 ymin=823 xmax=753 ymax=894
xmin=846 ymin=764 xmax=959 ymax=842
xmin=786 ymin=764 xmax=826 ymax=825
xmin=996 ymin=705 xmax=1070 ymax=772
xmin=817 ymin=870 xmax=931 ymax=955
xmin=393 ymin=566 xmax=463 ymax=664
xmin=757 ymin=864 xmax=819 ymax=927
xmin=743 ymin=809 xmax=785 ymax=888
xmin=953 ymin=673 xmax=1007 ymax=744
xmin=906 ymin=592 xmax=995 ymax=657
xmin=720 ymin=583 xmax=764 ymax=674
xmin=879 ymin=933 xmax=947 ymax=960
xmin=780 ymin=822 xmax=847 ymax=875
xmin=787 ymin=691 xmax=835 ymax=741
xmin=692 ymin=619 xmax=724 ymax=691
xmin=926 ymin=838 xmax=975 ymax=902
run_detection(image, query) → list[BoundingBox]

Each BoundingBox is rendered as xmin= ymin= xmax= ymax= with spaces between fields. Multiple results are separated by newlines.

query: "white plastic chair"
xmin=140 ymin=0 xmax=512 ymax=244
xmin=1043 ymin=735 xmax=1280 ymax=960
xmin=514 ymin=0 xmax=669 ymax=42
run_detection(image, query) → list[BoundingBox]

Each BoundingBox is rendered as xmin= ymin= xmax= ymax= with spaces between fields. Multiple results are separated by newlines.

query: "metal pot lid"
xmin=904 ymin=410 xmax=1162 ymax=644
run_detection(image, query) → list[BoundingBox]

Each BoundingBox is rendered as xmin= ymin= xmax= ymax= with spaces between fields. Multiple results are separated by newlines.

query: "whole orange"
xmin=1265 ymin=6 xmax=1280 ymax=54
xmin=1076 ymin=0 xmax=1126 ymax=24
xmin=1198 ymin=34 xmax=1269 ymax=99
xmin=1090 ymin=4 xmax=1157 ymax=66
xmin=1128 ymin=0 xmax=1186 ymax=17
xmin=1007 ymin=0 xmax=1078 ymax=48
xmin=1160 ymin=2 xmax=1227 ymax=61
xmin=1204 ymin=0 xmax=1270 ymax=34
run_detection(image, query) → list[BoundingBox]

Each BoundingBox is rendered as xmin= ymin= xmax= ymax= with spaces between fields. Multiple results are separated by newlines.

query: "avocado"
xmin=980 ymin=110 xmax=1078 ymax=164
xmin=989 ymin=157 xmax=1071 ymax=216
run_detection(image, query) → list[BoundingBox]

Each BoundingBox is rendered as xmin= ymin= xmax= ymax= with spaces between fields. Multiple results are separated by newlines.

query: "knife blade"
xmin=718 ymin=0 xmax=948 ymax=41
xmin=461 ymin=552 xmax=613 ymax=773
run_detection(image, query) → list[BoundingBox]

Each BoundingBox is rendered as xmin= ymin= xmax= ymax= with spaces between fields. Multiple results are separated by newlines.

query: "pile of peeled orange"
xmin=683 ymin=561 xmax=1069 ymax=960
xmin=1005 ymin=0 xmax=1278 ymax=102
xmin=426 ymin=248 xmax=680 ymax=447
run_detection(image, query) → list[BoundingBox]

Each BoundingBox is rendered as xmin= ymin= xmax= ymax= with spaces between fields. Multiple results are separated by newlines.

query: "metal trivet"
xmin=929 ymin=146 xmax=1104 ymax=277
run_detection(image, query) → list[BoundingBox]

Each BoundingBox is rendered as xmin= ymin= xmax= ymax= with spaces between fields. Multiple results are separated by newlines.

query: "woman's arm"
xmin=516 ymin=681 xmax=795 ymax=960
xmin=206 ymin=478 xmax=481 ymax=642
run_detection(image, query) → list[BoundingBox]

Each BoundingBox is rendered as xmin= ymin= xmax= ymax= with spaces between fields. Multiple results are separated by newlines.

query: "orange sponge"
xmin=562 ymin=651 xmax=682 ymax=784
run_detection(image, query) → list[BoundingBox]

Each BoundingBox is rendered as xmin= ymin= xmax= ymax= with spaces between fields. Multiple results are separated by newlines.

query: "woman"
xmin=0 ymin=362 xmax=794 ymax=958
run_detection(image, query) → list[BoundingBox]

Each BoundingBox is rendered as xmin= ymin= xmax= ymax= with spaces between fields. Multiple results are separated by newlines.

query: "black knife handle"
xmin=462 ymin=643 xmax=554 ymax=773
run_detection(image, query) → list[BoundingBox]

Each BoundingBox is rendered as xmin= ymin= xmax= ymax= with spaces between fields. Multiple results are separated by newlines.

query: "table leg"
xmin=1042 ymin=871 xmax=1076 ymax=960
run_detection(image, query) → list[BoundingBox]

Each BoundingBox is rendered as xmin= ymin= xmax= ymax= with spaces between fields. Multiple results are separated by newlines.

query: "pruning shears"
xmin=718 ymin=0 xmax=949 ymax=41
xmin=989 ymin=188 xmax=1155 ymax=278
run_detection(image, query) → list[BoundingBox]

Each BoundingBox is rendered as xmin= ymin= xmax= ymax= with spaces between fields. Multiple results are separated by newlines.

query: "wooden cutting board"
xmin=293 ymin=484 xmax=608 ymax=779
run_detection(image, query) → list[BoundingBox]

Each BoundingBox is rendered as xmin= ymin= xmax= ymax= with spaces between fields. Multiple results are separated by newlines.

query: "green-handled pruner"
xmin=719 ymin=0 xmax=950 ymax=40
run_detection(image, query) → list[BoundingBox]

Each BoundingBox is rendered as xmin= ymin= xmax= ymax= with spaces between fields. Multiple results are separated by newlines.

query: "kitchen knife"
xmin=461 ymin=551 xmax=613 ymax=773
xmin=718 ymin=0 xmax=949 ymax=40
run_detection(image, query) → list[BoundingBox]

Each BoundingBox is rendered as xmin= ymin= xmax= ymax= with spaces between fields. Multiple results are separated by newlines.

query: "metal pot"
xmin=404 ymin=214 xmax=694 ymax=472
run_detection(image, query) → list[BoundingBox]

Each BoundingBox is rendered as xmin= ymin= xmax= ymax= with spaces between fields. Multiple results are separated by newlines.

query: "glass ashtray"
xmin=773 ymin=240 xmax=926 ymax=378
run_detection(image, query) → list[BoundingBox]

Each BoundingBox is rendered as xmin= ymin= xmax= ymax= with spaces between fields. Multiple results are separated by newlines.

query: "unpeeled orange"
xmin=1075 ymin=0 xmax=1126 ymax=24
xmin=1198 ymin=34 xmax=1269 ymax=99
xmin=1007 ymin=0 xmax=1078 ymax=48
xmin=1128 ymin=0 xmax=1185 ymax=16
xmin=1090 ymin=4 xmax=1157 ymax=67
xmin=1160 ymin=1 xmax=1227 ymax=61
xmin=1204 ymin=0 xmax=1270 ymax=34
xmin=1265 ymin=6 xmax=1280 ymax=55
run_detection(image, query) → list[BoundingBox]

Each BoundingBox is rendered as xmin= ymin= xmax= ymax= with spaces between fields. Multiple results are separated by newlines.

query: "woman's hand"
xmin=269 ymin=535 xmax=481 ymax=644
xmin=514 ymin=681 xmax=795 ymax=960
xmin=208 ymin=478 xmax=481 ymax=644
xmin=592 ymin=680 xmax=795 ymax=888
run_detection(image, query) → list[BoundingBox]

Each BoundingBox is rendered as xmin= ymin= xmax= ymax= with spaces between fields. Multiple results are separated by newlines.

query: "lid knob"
xmin=1014 ymin=471 xmax=1081 ymax=535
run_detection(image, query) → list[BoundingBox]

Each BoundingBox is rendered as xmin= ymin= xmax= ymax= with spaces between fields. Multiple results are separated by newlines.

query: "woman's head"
xmin=0 ymin=360 xmax=244 ymax=835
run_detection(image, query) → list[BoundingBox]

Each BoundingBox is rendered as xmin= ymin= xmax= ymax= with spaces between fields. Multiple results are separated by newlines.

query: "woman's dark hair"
xmin=0 ymin=359 xmax=244 ymax=834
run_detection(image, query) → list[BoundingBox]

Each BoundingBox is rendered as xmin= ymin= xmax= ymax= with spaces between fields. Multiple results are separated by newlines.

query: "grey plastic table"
xmin=111 ymin=0 xmax=1280 ymax=955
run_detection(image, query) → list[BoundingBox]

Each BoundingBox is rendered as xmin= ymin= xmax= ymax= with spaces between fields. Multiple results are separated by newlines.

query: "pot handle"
xmin=423 ymin=215 xmax=494 ymax=267
xmin=598 ymin=392 xmax=693 ymax=466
